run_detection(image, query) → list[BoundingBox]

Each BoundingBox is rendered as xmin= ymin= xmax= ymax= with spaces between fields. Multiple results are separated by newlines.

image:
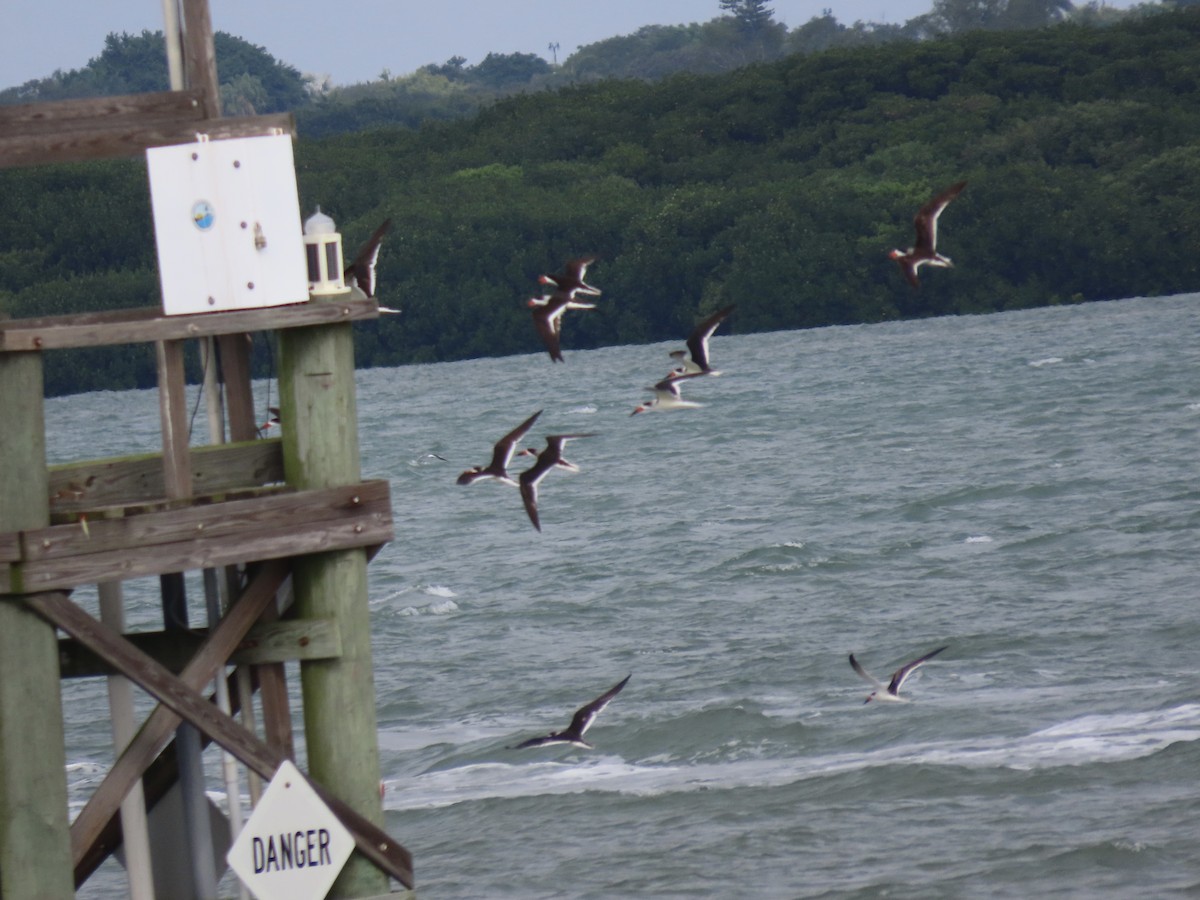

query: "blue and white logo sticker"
xmin=192 ymin=200 xmax=216 ymax=231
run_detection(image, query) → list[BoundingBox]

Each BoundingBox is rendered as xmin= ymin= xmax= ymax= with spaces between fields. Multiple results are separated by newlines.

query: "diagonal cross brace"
xmin=25 ymin=568 xmax=414 ymax=889
xmin=61 ymin=559 xmax=288 ymax=879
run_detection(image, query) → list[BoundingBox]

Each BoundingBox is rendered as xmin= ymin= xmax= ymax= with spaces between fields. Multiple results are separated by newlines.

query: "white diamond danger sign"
xmin=227 ymin=760 xmax=354 ymax=900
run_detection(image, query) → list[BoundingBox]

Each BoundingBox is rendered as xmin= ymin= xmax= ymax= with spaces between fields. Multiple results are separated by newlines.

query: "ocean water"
xmin=53 ymin=294 xmax=1200 ymax=898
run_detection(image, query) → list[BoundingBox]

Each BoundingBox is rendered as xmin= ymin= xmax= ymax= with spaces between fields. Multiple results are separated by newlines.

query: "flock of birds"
xmin=457 ymin=251 xmax=739 ymax=533
xmin=280 ymin=180 xmax=968 ymax=746
xmin=453 ymin=178 xmax=968 ymax=534
xmin=507 ymin=644 xmax=950 ymax=751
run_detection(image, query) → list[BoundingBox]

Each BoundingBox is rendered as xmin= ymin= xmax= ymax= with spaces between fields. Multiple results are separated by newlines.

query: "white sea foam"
xmin=386 ymin=704 xmax=1200 ymax=811
xmin=399 ymin=598 xmax=460 ymax=616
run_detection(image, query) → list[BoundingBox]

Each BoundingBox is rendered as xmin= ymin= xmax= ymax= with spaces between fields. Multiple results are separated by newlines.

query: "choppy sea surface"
xmin=55 ymin=294 xmax=1200 ymax=898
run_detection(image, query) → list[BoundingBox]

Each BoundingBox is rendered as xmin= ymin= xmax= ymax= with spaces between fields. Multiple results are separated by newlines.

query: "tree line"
xmin=2 ymin=6 xmax=1200 ymax=394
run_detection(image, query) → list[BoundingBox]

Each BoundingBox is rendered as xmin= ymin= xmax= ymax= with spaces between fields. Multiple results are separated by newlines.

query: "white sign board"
xmin=147 ymin=133 xmax=309 ymax=316
xmin=227 ymin=759 xmax=354 ymax=900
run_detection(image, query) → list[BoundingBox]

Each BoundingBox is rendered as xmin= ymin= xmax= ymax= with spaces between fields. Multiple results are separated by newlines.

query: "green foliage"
xmin=4 ymin=8 xmax=1200 ymax=396
xmin=0 ymin=30 xmax=306 ymax=112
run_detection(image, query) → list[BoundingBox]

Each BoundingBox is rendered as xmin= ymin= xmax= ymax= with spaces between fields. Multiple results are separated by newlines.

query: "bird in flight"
xmin=518 ymin=433 xmax=595 ymax=531
xmin=344 ymin=218 xmax=392 ymax=299
xmin=510 ymin=674 xmax=631 ymax=749
xmin=849 ymin=646 xmax=948 ymax=703
xmin=888 ymin=181 xmax=966 ymax=288
xmin=668 ymin=304 xmax=735 ymax=377
xmin=457 ymin=410 xmax=543 ymax=486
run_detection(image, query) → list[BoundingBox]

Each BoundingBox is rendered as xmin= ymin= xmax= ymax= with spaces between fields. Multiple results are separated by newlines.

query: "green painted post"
xmin=277 ymin=305 xmax=389 ymax=898
xmin=0 ymin=351 xmax=74 ymax=899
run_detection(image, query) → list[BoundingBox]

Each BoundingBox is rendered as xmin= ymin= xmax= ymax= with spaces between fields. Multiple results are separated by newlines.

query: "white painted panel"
xmin=148 ymin=134 xmax=309 ymax=315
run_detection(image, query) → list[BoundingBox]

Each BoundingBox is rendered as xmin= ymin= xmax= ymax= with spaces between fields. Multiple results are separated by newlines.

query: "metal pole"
xmin=162 ymin=573 xmax=219 ymax=900
xmin=100 ymin=581 xmax=156 ymax=900
xmin=161 ymin=0 xmax=185 ymax=91
xmin=201 ymin=337 xmax=252 ymax=900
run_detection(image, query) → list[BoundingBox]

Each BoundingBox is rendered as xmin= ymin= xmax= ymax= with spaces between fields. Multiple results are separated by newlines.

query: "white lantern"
xmin=304 ymin=207 xmax=346 ymax=296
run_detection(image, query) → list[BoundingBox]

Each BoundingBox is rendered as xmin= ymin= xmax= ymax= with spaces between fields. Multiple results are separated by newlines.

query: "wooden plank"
xmin=0 ymin=297 xmax=380 ymax=351
xmin=12 ymin=481 xmax=393 ymax=592
xmin=17 ymin=506 xmax=393 ymax=590
xmin=182 ymin=0 xmax=221 ymax=119
xmin=25 ymin=479 xmax=390 ymax=561
xmin=48 ymin=439 xmax=284 ymax=514
xmin=59 ymin=618 xmax=342 ymax=677
xmin=0 ymin=89 xmax=206 ymax=135
xmin=0 ymin=532 xmax=19 ymax=563
xmin=279 ymin=313 xmax=392 ymax=896
xmin=157 ymin=340 xmax=191 ymax=500
xmin=42 ymin=561 xmax=287 ymax=876
xmin=0 ymin=112 xmax=295 ymax=170
xmin=77 ymin=660 xmax=258 ymax=886
xmin=216 ymin=333 xmax=259 ymax=442
xmin=27 ymin=587 xmax=414 ymax=889
xmin=0 ymin=350 xmax=75 ymax=900
xmin=231 ymin=617 xmax=341 ymax=665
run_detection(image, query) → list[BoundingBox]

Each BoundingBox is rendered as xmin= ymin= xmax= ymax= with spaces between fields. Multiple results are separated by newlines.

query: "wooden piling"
xmin=0 ymin=351 xmax=74 ymax=899
xmin=278 ymin=303 xmax=390 ymax=898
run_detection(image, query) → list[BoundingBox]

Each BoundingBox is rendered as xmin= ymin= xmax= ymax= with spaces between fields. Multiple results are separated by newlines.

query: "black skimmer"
xmin=888 ymin=181 xmax=966 ymax=288
xmin=669 ymin=305 xmax=735 ymax=376
xmin=510 ymin=674 xmax=631 ymax=749
xmin=538 ymin=255 xmax=601 ymax=297
xmin=518 ymin=433 xmax=595 ymax=531
xmin=259 ymin=406 xmax=281 ymax=435
xmin=529 ymin=289 xmax=597 ymax=362
xmin=457 ymin=410 xmax=543 ymax=486
xmin=849 ymin=646 xmax=948 ymax=703
xmin=344 ymin=218 xmax=391 ymax=300
xmin=630 ymin=373 xmax=706 ymax=415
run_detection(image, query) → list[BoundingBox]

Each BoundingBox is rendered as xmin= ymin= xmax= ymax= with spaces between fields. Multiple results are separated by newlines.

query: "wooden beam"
xmin=0 ymin=350 xmax=74 ymax=899
xmin=156 ymin=339 xmax=191 ymax=500
xmin=0 ymin=112 xmax=295 ymax=170
xmin=10 ymin=480 xmax=393 ymax=592
xmin=77 ymin=659 xmax=261 ymax=886
xmin=0 ymin=90 xmax=206 ymax=135
xmin=181 ymin=0 xmax=221 ymax=119
xmin=48 ymin=438 xmax=284 ymax=515
xmin=216 ymin=333 xmax=259 ymax=442
xmin=280 ymin=306 xmax=393 ymax=896
xmin=27 ymin=588 xmax=414 ymax=889
xmin=0 ymin=298 xmax=380 ymax=352
xmin=58 ymin=618 xmax=343 ymax=678
xmin=44 ymin=561 xmax=287 ymax=876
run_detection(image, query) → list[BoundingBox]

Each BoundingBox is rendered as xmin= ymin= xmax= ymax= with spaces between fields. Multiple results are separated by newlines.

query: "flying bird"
xmin=849 ymin=646 xmax=948 ymax=703
xmin=344 ymin=218 xmax=391 ymax=299
xmin=510 ymin=674 xmax=631 ymax=749
xmin=538 ymin=255 xmax=601 ymax=297
xmin=669 ymin=305 xmax=736 ymax=377
xmin=888 ymin=181 xmax=966 ymax=288
xmin=457 ymin=410 xmax=543 ymax=486
xmin=529 ymin=289 xmax=596 ymax=362
xmin=258 ymin=406 xmax=281 ymax=435
xmin=630 ymin=373 xmax=707 ymax=415
xmin=518 ymin=433 xmax=595 ymax=531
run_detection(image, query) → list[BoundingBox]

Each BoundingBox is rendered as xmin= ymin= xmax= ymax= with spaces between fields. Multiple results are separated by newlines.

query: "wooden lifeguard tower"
xmin=0 ymin=2 xmax=412 ymax=897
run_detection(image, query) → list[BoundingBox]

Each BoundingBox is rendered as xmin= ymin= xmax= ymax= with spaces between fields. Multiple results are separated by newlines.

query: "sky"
xmin=2 ymin=1 xmax=1142 ymax=92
